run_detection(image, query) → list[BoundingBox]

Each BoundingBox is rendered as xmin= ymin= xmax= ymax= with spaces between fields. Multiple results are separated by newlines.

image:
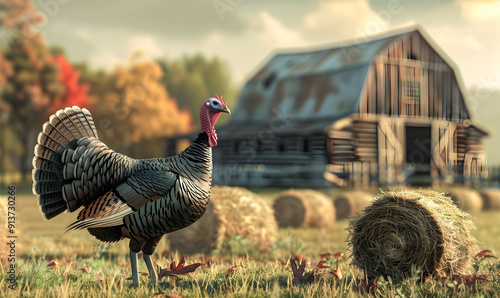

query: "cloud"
xmin=459 ymin=0 xmax=500 ymax=22
xmin=426 ymin=23 xmax=500 ymax=88
xmin=35 ymin=0 xmax=250 ymax=41
xmin=126 ymin=35 xmax=163 ymax=58
xmin=302 ymin=0 xmax=389 ymax=43
xmin=198 ymin=11 xmax=308 ymax=83
xmin=252 ymin=11 xmax=306 ymax=48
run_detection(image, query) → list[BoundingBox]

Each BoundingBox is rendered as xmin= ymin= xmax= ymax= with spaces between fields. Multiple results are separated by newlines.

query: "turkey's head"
xmin=200 ymin=95 xmax=231 ymax=147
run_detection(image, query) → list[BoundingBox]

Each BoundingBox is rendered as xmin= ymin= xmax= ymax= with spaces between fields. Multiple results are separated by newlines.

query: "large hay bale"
xmin=348 ymin=189 xmax=479 ymax=280
xmin=480 ymin=189 xmax=500 ymax=210
xmin=446 ymin=188 xmax=483 ymax=212
xmin=167 ymin=186 xmax=277 ymax=254
xmin=334 ymin=191 xmax=373 ymax=220
xmin=272 ymin=189 xmax=335 ymax=228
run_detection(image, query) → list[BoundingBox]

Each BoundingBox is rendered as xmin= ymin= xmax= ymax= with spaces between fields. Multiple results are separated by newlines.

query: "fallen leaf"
xmin=476 ymin=250 xmax=497 ymax=259
xmin=47 ymin=260 xmax=58 ymax=269
xmin=333 ymin=252 xmax=344 ymax=258
xmin=226 ymin=266 xmax=239 ymax=277
xmin=354 ymin=276 xmax=379 ymax=295
xmin=312 ymin=260 xmax=329 ymax=270
xmin=157 ymin=255 xmax=204 ymax=280
xmin=320 ymin=253 xmax=332 ymax=259
xmin=290 ymin=257 xmax=315 ymax=284
xmin=331 ymin=259 xmax=343 ymax=280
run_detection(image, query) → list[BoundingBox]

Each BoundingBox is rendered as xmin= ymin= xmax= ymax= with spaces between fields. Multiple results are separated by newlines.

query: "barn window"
xmin=263 ymin=73 xmax=276 ymax=89
xmin=401 ymin=81 xmax=421 ymax=117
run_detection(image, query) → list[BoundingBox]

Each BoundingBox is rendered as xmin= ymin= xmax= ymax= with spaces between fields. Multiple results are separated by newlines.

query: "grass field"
xmin=2 ymin=188 xmax=500 ymax=297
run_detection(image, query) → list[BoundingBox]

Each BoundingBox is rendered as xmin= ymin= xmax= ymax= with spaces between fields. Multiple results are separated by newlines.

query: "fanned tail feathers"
xmin=33 ymin=106 xmax=98 ymax=220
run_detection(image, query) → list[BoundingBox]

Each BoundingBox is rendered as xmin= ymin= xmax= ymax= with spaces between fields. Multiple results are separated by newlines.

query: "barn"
xmin=175 ymin=27 xmax=488 ymax=188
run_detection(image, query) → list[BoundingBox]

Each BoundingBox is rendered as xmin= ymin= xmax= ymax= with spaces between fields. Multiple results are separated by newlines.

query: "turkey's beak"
xmin=220 ymin=107 xmax=231 ymax=114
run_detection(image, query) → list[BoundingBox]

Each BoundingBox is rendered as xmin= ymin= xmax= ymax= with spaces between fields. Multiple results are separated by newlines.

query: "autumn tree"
xmin=157 ymin=53 xmax=238 ymax=126
xmin=0 ymin=0 xmax=63 ymax=182
xmin=90 ymin=52 xmax=194 ymax=158
xmin=43 ymin=54 xmax=91 ymax=120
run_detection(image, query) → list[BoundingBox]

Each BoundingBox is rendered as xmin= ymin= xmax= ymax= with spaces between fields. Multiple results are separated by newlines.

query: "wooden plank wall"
xmin=326 ymin=117 xmax=460 ymax=187
xmin=327 ymin=116 xmax=389 ymax=187
xmin=377 ymin=117 xmax=404 ymax=185
xmin=359 ymin=32 xmax=470 ymax=123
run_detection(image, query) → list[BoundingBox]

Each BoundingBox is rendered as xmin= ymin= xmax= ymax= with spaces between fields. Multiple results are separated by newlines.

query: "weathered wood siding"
xmin=325 ymin=115 xmax=486 ymax=187
xmin=213 ymin=135 xmax=328 ymax=187
xmin=358 ymin=32 xmax=470 ymax=122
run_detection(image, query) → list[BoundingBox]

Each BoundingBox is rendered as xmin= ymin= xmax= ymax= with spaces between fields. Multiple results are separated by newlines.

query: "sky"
xmin=33 ymin=0 xmax=500 ymax=90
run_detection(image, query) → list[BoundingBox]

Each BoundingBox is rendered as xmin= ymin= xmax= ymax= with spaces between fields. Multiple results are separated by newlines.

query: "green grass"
xmin=2 ymin=192 xmax=500 ymax=297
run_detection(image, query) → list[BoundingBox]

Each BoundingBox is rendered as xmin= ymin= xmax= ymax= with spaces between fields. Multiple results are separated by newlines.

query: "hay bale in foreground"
xmin=480 ymin=189 xmax=500 ymax=210
xmin=446 ymin=188 xmax=483 ymax=212
xmin=334 ymin=191 xmax=373 ymax=220
xmin=348 ymin=189 xmax=479 ymax=280
xmin=167 ymin=186 xmax=277 ymax=254
xmin=272 ymin=189 xmax=335 ymax=228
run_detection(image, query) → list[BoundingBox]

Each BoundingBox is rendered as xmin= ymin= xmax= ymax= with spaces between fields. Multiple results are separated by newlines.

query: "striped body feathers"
xmin=33 ymin=106 xmax=215 ymax=246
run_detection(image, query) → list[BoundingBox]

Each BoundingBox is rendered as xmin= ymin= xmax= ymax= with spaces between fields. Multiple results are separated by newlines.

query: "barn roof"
xmin=218 ymin=26 xmax=473 ymax=139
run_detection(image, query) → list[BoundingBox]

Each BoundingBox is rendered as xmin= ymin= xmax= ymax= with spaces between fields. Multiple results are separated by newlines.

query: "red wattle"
xmin=208 ymin=131 xmax=218 ymax=147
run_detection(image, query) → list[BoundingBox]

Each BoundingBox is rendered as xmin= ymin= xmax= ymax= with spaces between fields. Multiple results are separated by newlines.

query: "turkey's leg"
xmin=128 ymin=250 xmax=139 ymax=287
xmin=142 ymin=236 xmax=162 ymax=284
xmin=127 ymin=239 xmax=145 ymax=287
xmin=143 ymin=254 xmax=157 ymax=284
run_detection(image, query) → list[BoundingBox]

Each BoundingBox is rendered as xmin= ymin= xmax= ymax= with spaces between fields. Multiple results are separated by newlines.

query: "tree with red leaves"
xmin=43 ymin=54 xmax=91 ymax=121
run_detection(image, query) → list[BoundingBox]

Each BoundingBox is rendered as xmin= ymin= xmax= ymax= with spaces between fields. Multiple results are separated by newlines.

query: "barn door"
xmin=377 ymin=117 xmax=404 ymax=185
xmin=405 ymin=126 xmax=431 ymax=165
xmin=404 ymin=125 xmax=432 ymax=184
xmin=430 ymin=122 xmax=456 ymax=184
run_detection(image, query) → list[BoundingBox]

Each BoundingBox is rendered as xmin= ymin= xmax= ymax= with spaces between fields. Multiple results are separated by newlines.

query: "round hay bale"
xmin=446 ymin=188 xmax=483 ymax=212
xmin=480 ymin=189 xmax=500 ymax=210
xmin=347 ymin=189 xmax=479 ymax=280
xmin=334 ymin=191 xmax=373 ymax=220
xmin=167 ymin=186 xmax=277 ymax=254
xmin=272 ymin=189 xmax=335 ymax=228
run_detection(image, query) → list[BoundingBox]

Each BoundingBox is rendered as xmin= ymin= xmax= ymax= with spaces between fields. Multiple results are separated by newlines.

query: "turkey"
xmin=32 ymin=96 xmax=230 ymax=286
